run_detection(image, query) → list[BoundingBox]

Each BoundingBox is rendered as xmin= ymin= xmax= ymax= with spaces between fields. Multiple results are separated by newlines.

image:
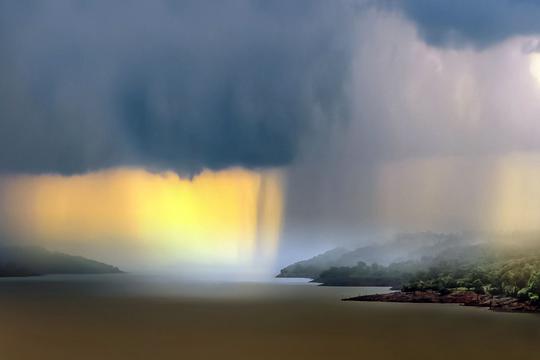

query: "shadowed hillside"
xmin=0 ymin=245 xmax=121 ymax=277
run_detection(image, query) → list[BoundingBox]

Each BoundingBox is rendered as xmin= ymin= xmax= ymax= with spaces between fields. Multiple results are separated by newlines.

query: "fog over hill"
xmin=277 ymin=232 xmax=477 ymax=279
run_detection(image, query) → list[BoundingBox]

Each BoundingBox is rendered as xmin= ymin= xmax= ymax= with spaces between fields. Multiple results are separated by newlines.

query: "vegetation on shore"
xmin=401 ymin=254 xmax=540 ymax=304
xmin=280 ymin=239 xmax=540 ymax=309
xmin=317 ymin=250 xmax=540 ymax=305
xmin=314 ymin=261 xmax=420 ymax=287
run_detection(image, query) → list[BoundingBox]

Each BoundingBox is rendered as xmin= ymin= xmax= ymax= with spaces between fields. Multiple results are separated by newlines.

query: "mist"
xmin=280 ymin=6 xmax=540 ymax=260
xmin=1 ymin=1 xmax=540 ymax=272
xmin=4 ymin=4 xmax=540 ymax=360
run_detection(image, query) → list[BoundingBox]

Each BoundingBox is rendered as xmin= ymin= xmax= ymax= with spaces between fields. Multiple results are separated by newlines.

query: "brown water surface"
xmin=0 ymin=274 xmax=538 ymax=359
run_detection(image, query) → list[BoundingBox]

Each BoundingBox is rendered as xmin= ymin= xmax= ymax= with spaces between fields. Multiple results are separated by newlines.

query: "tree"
xmin=526 ymin=271 xmax=540 ymax=304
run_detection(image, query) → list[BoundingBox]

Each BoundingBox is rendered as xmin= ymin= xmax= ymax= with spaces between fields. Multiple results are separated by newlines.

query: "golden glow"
xmin=376 ymin=153 xmax=540 ymax=233
xmin=530 ymin=54 xmax=540 ymax=86
xmin=0 ymin=168 xmax=284 ymax=269
xmin=489 ymin=153 xmax=540 ymax=232
xmin=376 ymin=156 xmax=477 ymax=231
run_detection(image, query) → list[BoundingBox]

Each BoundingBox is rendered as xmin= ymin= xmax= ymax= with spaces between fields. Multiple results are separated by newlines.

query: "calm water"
xmin=0 ymin=274 xmax=539 ymax=359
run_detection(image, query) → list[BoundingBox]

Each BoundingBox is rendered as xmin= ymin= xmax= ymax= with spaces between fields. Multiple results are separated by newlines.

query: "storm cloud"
xmin=0 ymin=0 xmax=354 ymax=175
xmin=279 ymin=3 xmax=540 ymax=255
xmin=3 ymin=0 xmax=540 ymax=177
xmin=4 ymin=0 xmax=540 ymax=267
xmin=395 ymin=0 xmax=540 ymax=49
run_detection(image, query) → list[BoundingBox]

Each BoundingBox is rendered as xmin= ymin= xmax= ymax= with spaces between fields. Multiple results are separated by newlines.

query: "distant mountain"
xmin=277 ymin=232 xmax=468 ymax=279
xmin=0 ymin=245 xmax=122 ymax=277
xmin=305 ymin=242 xmax=540 ymax=287
xmin=277 ymin=247 xmax=350 ymax=279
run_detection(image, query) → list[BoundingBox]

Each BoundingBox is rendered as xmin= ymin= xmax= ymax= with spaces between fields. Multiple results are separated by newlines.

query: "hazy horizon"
xmin=3 ymin=2 xmax=540 ymax=359
xmin=2 ymin=0 xmax=540 ymax=276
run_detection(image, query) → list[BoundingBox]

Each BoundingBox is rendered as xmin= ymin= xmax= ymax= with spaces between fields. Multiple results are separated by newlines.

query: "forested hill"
xmin=277 ymin=232 xmax=467 ymax=279
xmin=299 ymin=241 xmax=540 ymax=307
xmin=0 ymin=245 xmax=122 ymax=277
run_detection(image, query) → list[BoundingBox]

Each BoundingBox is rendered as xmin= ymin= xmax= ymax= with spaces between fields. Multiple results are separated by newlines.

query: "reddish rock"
xmin=343 ymin=290 xmax=540 ymax=313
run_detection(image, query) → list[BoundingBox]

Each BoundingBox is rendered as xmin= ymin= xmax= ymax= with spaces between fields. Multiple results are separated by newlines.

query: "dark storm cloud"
xmin=0 ymin=0 xmax=354 ymax=175
xmin=395 ymin=0 xmax=540 ymax=49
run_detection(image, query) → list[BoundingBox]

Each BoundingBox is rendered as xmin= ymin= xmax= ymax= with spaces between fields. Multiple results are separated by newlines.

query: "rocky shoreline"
xmin=343 ymin=290 xmax=540 ymax=313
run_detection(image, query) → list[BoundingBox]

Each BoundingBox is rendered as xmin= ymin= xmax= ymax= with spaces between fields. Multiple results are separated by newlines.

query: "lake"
xmin=0 ymin=274 xmax=538 ymax=359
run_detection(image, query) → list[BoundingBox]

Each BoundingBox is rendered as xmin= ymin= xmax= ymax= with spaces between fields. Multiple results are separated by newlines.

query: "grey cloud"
xmin=0 ymin=0 xmax=355 ymax=175
xmin=395 ymin=0 xmax=540 ymax=49
xmin=281 ymin=8 xmax=540 ymax=250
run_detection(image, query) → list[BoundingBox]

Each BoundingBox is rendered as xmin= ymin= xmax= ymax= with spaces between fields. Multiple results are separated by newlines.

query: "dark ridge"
xmin=0 ymin=245 xmax=122 ymax=277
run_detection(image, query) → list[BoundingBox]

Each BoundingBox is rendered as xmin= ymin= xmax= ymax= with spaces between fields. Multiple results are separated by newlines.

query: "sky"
xmin=2 ymin=0 xmax=540 ymax=274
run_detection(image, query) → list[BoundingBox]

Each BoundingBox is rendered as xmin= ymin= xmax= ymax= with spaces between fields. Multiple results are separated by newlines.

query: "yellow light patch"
xmin=375 ymin=153 xmax=540 ymax=233
xmin=0 ymin=167 xmax=284 ymax=269
xmin=530 ymin=53 xmax=540 ymax=87
xmin=488 ymin=153 xmax=540 ymax=233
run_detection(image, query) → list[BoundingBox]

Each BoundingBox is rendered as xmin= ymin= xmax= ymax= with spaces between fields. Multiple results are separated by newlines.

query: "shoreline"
xmin=343 ymin=290 xmax=540 ymax=313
